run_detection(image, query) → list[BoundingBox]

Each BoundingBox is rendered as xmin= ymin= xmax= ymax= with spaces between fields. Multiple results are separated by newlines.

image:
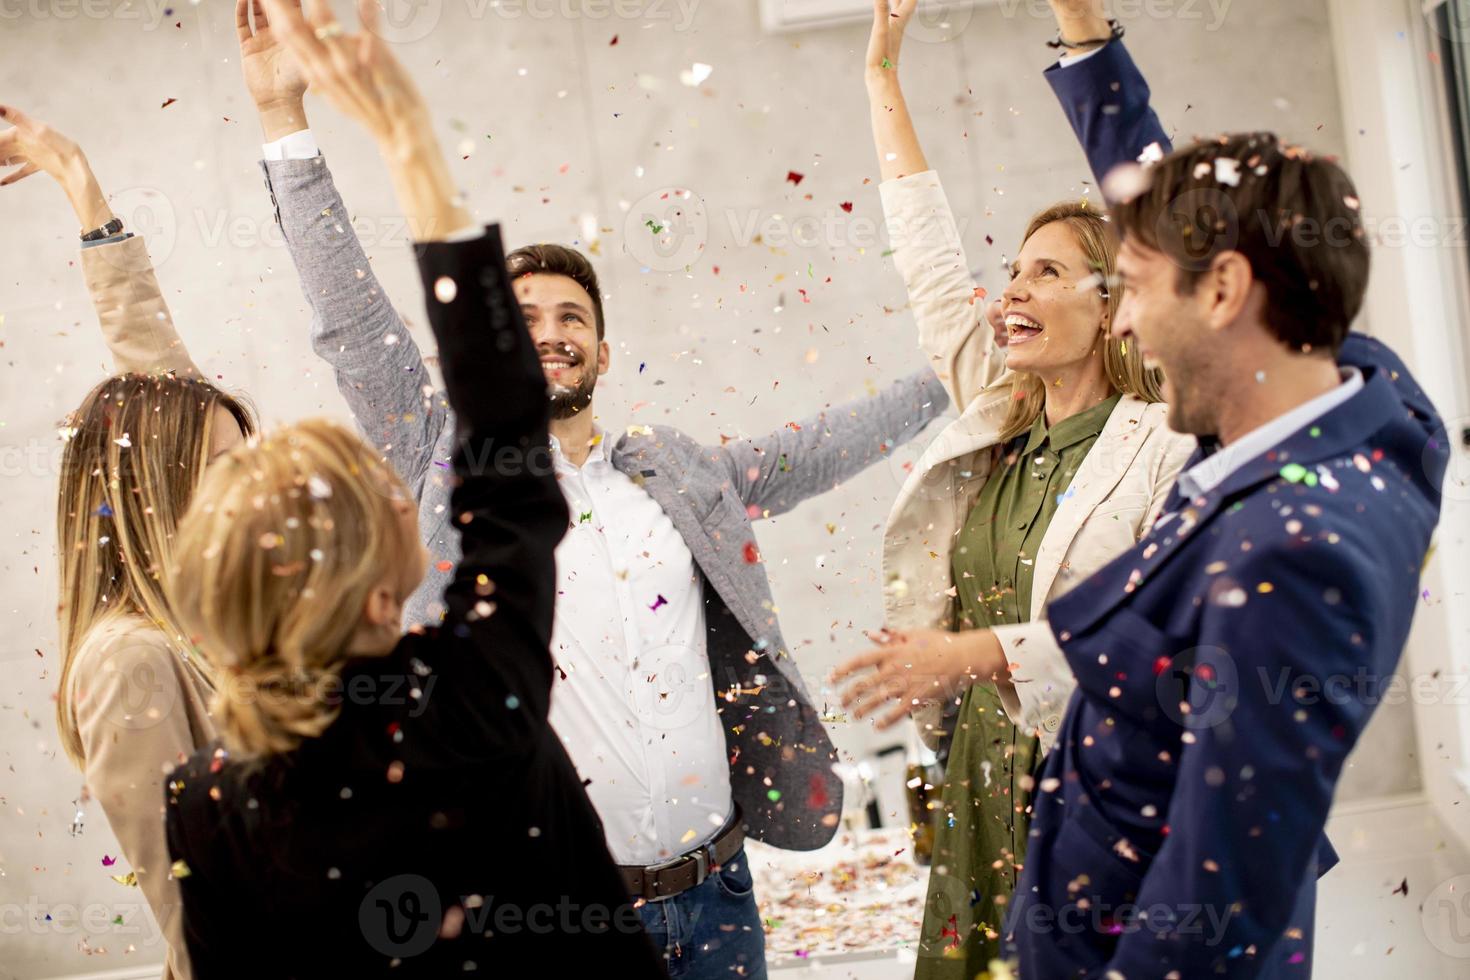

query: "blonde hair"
xmin=56 ymin=374 xmax=255 ymax=768
xmin=167 ymin=418 xmax=420 ymax=761
xmin=998 ymin=200 xmax=1164 ymax=443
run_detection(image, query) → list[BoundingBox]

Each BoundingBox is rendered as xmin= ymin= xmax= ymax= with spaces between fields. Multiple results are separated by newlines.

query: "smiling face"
xmin=1112 ymin=237 xmax=1219 ymax=435
xmin=1001 ymin=220 xmax=1111 ymax=380
xmin=513 ymin=272 xmax=610 ymax=420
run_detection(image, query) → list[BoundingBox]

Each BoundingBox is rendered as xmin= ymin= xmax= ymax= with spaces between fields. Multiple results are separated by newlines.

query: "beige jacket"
xmin=74 ymin=234 xmax=206 ymax=980
xmin=68 ymin=615 xmax=214 ymax=980
xmin=878 ymin=172 xmax=1196 ymax=753
xmin=81 ymin=234 xmax=199 ymax=376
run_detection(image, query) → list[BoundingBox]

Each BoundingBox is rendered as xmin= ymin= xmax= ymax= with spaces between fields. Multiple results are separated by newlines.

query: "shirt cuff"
xmin=261 ymin=129 xmax=321 ymax=162
xmin=80 ymin=231 xmax=133 ymax=250
xmin=1057 ymin=42 xmax=1108 ymax=69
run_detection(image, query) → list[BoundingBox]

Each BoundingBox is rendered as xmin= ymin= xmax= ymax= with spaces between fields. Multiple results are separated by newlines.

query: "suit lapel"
xmin=1028 ymin=396 xmax=1152 ymax=617
xmin=1052 ymin=368 xmax=1404 ymax=636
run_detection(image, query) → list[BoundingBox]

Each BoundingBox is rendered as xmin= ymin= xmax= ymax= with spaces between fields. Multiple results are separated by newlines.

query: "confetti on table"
xmin=786 ymin=171 xmax=805 ymax=186
xmin=161 ymin=98 xmax=177 ymax=109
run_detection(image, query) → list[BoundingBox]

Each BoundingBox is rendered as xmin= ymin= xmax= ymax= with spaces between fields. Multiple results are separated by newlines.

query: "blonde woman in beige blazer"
xmin=3 ymin=105 xmax=248 ymax=980
xmin=831 ymin=3 xmax=1194 ymax=974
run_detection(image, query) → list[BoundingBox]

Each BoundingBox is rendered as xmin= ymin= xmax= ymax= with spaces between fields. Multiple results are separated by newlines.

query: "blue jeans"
xmin=636 ymin=845 xmax=767 ymax=979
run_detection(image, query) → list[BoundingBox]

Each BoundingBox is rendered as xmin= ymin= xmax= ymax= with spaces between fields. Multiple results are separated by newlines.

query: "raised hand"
xmin=258 ymin=0 xmax=470 ymax=241
xmin=237 ymin=0 xmax=310 ymax=139
xmin=259 ymin=0 xmax=429 ymax=148
xmin=0 ymin=106 xmax=113 ymax=230
xmin=865 ymin=0 xmax=918 ymax=80
xmin=830 ymin=627 xmax=1001 ymax=730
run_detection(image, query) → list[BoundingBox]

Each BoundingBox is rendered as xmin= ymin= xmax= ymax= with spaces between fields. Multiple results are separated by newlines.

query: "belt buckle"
xmin=642 ymin=845 xmax=710 ymax=902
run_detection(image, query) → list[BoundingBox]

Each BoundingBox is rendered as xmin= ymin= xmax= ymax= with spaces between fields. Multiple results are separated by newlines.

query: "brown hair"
xmin=1110 ymin=132 xmax=1368 ymax=355
xmin=999 ymin=200 xmax=1164 ymax=443
xmin=167 ymin=419 xmax=421 ymax=761
xmin=56 ymin=373 xmax=255 ymax=768
xmin=506 ymin=243 xmax=606 ymax=339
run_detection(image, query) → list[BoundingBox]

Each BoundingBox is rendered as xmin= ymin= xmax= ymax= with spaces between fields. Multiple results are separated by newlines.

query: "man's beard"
xmin=548 ymin=372 xmax=597 ymax=420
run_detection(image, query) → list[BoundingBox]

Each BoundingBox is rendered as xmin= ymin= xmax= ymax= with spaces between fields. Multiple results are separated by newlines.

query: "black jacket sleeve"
xmin=411 ymin=227 xmax=569 ymax=752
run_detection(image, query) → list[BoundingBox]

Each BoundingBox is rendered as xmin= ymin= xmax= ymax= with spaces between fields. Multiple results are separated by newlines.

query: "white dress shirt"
xmin=270 ymin=124 xmax=734 ymax=865
xmin=544 ymin=429 xmax=733 ymax=866
xmin=1178 ymin=368 xmax=1365 ymax=499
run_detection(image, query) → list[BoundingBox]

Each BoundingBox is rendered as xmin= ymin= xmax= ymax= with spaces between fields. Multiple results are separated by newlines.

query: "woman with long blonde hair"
xmin=55 ymin=374 xmax=252 ymax=980
xmin=831 ymin=1 xmax=1195 ymax=974
xmin=1 ymin=104 xmax=255 ymax=979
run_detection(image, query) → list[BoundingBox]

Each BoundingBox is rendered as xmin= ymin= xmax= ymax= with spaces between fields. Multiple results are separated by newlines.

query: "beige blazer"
xmin=74 ymin=234 xmax=207 ymax=980
xmin=81 ymin=233 xmax=199 ymax=377
xmin=878 ymin=171 xmax=1196 ymax=752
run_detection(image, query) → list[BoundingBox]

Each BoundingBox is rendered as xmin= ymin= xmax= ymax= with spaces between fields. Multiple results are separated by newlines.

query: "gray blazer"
xmin=261 ymin=156 xmax=951 ymax=850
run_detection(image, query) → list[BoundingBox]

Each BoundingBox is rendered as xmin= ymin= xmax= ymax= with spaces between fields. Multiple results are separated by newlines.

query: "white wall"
xmin=0 ymin=0 xmax=1439 ymax=976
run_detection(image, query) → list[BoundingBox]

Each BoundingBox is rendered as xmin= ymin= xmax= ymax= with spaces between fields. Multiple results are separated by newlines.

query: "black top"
xmin=165 ymin=228 xmax=666 ymax=978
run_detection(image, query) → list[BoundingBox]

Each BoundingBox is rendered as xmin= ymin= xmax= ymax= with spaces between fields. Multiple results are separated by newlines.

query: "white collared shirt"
xmin=544 ymin=428 xmax=732 ymax=866
xmin=264 ymin=127 xmax=734 ymax=864
xmin=1177 ymin=368 xmax=1365 ymax=499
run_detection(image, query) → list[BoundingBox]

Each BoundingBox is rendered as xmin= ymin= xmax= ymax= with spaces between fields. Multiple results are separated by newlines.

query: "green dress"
xmin=914 ymin=394 xmax=1120 ymax=980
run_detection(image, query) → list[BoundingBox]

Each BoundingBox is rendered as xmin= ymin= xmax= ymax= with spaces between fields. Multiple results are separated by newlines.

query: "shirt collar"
xmin=1021 ymin=393 xmax=1122 ymax=455
xmin=549 ymin=425 xmax=613 ymax=469
xmin=1177 ymin=367 xmax=1365 ymax=499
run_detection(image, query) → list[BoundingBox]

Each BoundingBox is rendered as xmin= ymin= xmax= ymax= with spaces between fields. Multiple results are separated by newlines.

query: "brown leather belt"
xmin=620 ymin=809 xmax=745 ymax=902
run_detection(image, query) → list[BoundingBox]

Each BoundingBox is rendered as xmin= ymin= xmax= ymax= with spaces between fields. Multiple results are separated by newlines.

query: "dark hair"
xmin=505 ymin=243 xmax=606 ymax=340
xmin=1111 ymin=132 xmax=1369 ymax=355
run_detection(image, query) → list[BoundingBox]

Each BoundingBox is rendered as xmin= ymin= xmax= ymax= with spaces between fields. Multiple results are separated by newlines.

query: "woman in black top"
xmin=162 ymin=5 xmax=664 ymax=975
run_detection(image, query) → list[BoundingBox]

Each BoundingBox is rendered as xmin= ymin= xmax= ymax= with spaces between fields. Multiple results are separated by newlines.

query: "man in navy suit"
xmin=1002 ymin=12 xmax=1451 ymax=978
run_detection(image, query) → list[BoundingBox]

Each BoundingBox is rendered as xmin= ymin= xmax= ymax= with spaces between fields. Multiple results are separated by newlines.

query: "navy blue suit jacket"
xmin=1005 ymin=41 xmax=1451 ymax=978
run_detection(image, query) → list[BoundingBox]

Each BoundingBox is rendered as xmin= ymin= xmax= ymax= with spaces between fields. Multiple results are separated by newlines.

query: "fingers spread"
xmin=830 ymin=648 xmax=886 ymax=682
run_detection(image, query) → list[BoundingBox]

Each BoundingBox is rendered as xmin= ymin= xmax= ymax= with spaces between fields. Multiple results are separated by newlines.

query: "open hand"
xmin=258 ymin=0 xmax=429 ymax=148
xmin=831 ymin=627 xmax=995 ymax=730
xmin=237 ymin=0 xmax=309 ymax=113
xmin=866 ymin=0 xmax=919 ymax=80
xmin=0 ymin=106 xmax=82 ymax=188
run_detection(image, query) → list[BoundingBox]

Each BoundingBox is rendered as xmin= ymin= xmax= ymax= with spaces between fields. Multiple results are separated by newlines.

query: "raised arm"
xmin=1042 ymin=0 xmax=1172 ymax=192
xmin=238 ymin=0 xmax=447 ymax=500
xmin=866 ymin=0 xmax=1008 ymax=412
xmin=262 ymin=0 xmax=566 ymax=748
xmin=0 ymin=105 xmax=198 ymax=376
xmin=716 ymin=367 xmax=948 ymax=518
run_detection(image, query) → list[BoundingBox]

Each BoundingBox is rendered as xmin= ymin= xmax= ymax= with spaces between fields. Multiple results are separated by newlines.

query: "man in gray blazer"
xmin=238 ymin=12 xmax=946 ymax=977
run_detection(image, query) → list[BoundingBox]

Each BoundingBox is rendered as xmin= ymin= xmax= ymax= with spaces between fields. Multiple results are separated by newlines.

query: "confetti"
xmin=161 ymin=97 xmax=177 ymax=109
xmin=786 ymin=171 xmax=805 ymax=186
